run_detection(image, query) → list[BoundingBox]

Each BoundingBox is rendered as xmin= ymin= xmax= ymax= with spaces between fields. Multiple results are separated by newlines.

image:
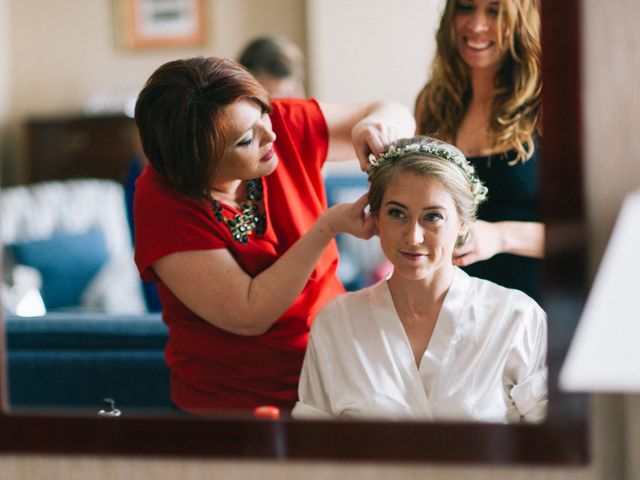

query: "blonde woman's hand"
xmin=452 ymin=220 xmax=503 ymax=266
xmin=324 ymin=193 xmax=378 ymax=240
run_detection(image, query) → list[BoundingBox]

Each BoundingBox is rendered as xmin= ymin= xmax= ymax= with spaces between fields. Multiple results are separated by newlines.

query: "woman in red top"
xmin=133 ymin=56 xmax=415 ymax=414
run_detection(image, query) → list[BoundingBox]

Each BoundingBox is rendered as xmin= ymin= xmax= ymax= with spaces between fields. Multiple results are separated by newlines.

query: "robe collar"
xmin=372 ymin=268 xmax=472 ymax=410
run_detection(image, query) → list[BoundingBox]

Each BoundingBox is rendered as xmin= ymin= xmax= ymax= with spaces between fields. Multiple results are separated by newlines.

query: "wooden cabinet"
xmin=25 ymin=114 xmax=143 ymax=184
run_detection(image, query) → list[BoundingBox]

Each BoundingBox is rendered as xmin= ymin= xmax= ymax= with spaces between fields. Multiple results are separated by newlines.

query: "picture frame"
xmin=115 ymin=0 xmax=205 ymax=49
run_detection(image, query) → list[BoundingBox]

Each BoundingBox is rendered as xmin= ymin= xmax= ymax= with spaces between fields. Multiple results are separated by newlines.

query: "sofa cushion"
xmin=10 ymin=228 xmax=109 ymax=310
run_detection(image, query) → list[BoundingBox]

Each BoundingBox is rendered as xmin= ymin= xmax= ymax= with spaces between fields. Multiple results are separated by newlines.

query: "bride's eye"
xmin=387 ymin=208 xmax=405 ymax=219
xmin=424 ymin=212 xmax=444 ymax=222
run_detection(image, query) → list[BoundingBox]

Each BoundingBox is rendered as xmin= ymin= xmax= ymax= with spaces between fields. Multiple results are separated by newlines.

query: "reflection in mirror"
xmin=0 ymin=0 xmax=586 ymax=465
xmin=3 ymin=2 xmax=546 ymax=422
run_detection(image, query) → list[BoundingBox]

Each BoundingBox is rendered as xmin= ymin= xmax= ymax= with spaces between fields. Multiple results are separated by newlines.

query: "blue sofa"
xmin=5 ymin=312 xmax=172 ymax=413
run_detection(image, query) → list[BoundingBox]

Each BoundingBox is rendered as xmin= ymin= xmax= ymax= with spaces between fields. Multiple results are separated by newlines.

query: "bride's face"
xmin=375 ymin=171 xmax=464 ymax=282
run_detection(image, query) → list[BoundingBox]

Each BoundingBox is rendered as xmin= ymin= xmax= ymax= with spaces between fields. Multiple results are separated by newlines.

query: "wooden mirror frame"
xmin=0 ymin=0 xmax=589 ymax=464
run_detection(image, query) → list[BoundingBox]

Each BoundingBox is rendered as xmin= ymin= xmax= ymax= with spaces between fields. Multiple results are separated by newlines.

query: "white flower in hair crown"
xmin=367 ymin=140 xmax=489 ymax=204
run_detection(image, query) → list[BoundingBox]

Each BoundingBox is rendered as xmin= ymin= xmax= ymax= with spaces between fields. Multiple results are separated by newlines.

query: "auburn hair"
xmin=135 ymin=56 xmax=271 ymax=199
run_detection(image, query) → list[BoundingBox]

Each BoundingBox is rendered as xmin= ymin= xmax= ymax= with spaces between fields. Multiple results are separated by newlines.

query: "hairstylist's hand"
xmin=452 ymin=220 xmax=503 ymax=266
xmin=351 ymin=120 xmax=400 ymax=172
xmin=324 ymin=193 xmax=378 ymax=240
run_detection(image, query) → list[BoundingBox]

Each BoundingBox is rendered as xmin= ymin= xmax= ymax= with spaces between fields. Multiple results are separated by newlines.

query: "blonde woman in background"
xmin=415 ymin=0 xmax=543 ymax=301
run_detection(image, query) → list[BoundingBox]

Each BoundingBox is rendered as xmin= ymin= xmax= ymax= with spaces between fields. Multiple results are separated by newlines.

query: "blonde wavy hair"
xmin=415 ymin=0 xmax=541 ymax=163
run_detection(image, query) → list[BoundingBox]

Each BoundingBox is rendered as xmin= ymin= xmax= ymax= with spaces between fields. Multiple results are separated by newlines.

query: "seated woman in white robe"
xmin=293 ymin=136 xmax=547 ymax=423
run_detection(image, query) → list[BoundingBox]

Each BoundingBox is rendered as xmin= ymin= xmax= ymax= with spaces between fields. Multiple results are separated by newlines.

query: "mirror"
xmin=0 ymin=0 xmax=588 ymax=463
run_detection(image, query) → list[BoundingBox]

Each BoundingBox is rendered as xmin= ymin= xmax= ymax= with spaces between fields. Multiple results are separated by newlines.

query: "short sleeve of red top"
xmin=133 ymin=98 xmax=344 ymax=413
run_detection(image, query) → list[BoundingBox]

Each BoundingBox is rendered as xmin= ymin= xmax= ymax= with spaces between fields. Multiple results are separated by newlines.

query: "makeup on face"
xmin=376 ymin=172 xmax=463 ymax=282
xmin=214 ymin=101 xmax=278 ymax=187
xmin=453 ymin=0 xmax=507 ymax=72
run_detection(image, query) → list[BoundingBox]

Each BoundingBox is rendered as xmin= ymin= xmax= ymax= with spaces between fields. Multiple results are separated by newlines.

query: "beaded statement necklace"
xmin=210 ymin=179 xmax=266 ymax=244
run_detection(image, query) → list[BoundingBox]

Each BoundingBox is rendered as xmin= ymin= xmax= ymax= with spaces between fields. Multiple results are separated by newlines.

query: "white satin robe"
xmin=293 ymin=268 xmax=547 ymax=423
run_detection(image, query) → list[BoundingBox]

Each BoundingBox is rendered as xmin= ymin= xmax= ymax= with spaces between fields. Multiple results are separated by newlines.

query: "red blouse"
xmin=134 ymin=99 xmax=344 ymax=413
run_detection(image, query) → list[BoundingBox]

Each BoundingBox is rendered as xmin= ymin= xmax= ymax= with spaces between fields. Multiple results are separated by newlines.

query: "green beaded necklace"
xmin=210 ymin=179 xmax=266 ymax=244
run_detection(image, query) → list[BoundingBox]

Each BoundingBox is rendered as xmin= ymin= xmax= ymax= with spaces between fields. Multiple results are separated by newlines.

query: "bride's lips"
xmin=400 ymin=251 xmax=428 ymax=261
xmin=260 ymin=147 xmax=275 ymax=163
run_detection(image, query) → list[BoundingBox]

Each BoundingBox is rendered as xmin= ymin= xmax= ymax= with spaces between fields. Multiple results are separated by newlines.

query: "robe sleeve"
xmin=507 ymin=301 xmax=548 ymax=423
xmin=292 ymin=313 xmax=335 ymax=419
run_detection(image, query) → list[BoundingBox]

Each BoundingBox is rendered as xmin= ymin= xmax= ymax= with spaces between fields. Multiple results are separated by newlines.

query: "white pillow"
xmin=81 ymin=254 xmax=146 ymax=314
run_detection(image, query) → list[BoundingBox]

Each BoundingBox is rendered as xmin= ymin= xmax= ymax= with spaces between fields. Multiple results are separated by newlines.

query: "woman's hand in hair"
xmin=319 ymin=100 xmax=414 ymax=167
xmin=323 ymin=193 xmax=378 ymax=240
xmin=351 ymin=119 xmax=400 ymax=171
xmin=453 ymin=220 xmax=545 ymax=266
xmin=350 ymin=101 xmax=415 ymax=172
xmin=452 ymin=220 xmax=503 ymax=266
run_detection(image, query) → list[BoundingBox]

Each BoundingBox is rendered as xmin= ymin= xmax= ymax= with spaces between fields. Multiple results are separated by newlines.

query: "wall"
xmin=0 ymin=0 xmax=11 ymax=184
xmin=0 ymin=456 xmax=596 ymax=480
xmin=583 ymin=0 xmax=640 ymax=271
xmin=307 ymin=0 xmax=441 ymax=178
xmin=306 ymin=0 xmax=442 ymax=108
xmin=0 ymin=0 xmax=9 ymax=117
xmin=582 ymin=0 xmax=640 ymax=476
xmin=0 ymin=0 xmax=306 ymax=185
xmin=1 ymin=0 xmax=640 ymax=478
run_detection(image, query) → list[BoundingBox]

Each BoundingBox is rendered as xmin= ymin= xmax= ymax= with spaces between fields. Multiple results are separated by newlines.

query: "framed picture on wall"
xmin=115 ymin=0 xmax=205 ymax=49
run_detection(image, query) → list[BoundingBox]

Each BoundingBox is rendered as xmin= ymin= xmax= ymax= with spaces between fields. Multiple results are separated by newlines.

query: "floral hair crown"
xmin=367 ymin=139 xmax=489 ymax=204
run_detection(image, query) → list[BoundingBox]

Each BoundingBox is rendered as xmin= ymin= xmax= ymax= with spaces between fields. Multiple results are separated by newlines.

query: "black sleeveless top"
xmin=463 ymin=140 xmax=542 ymax=302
